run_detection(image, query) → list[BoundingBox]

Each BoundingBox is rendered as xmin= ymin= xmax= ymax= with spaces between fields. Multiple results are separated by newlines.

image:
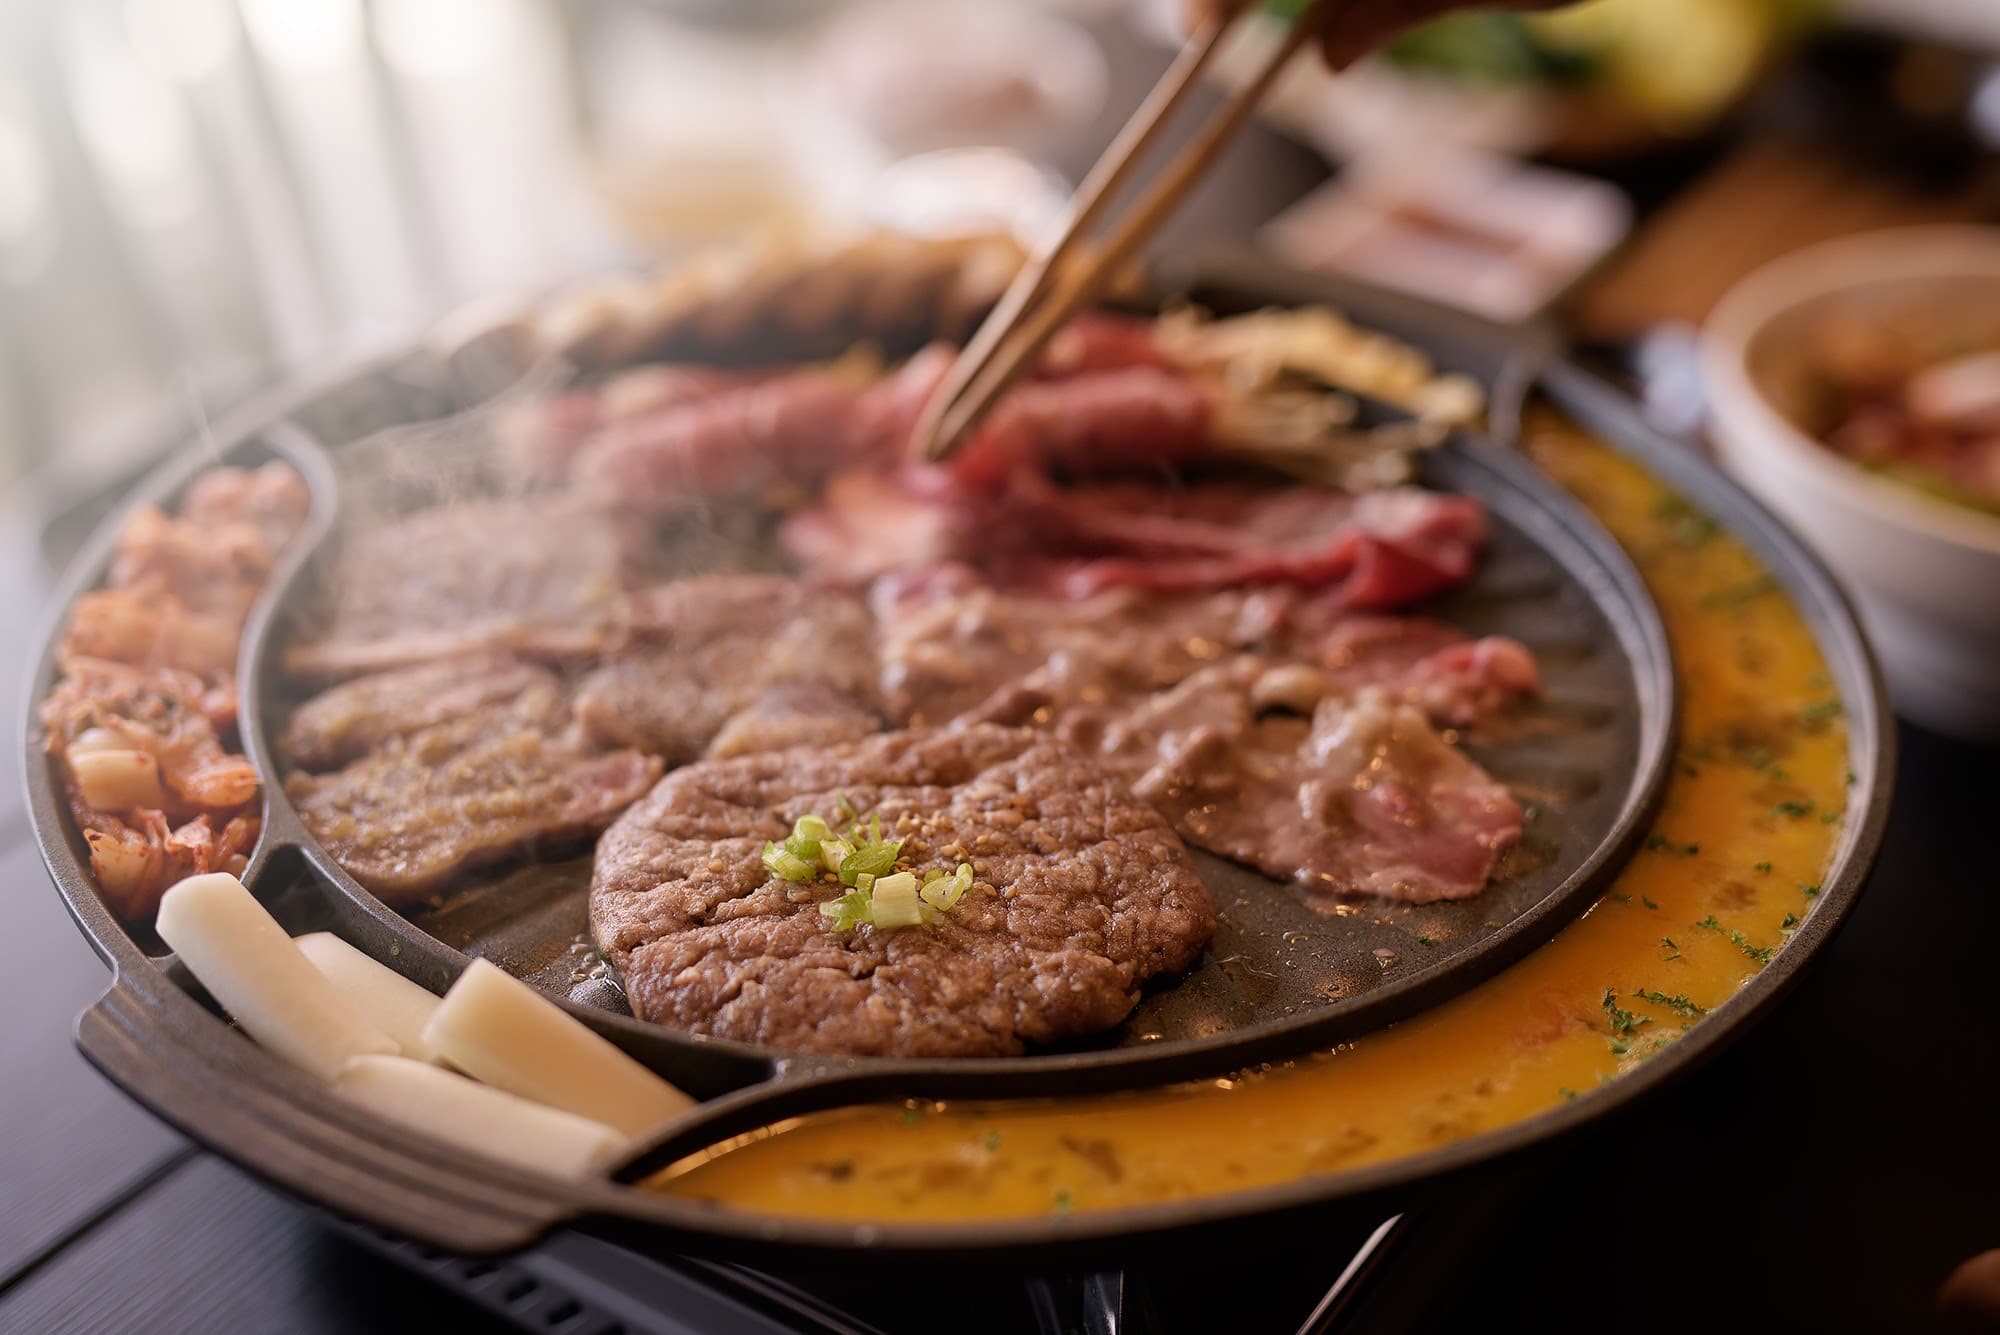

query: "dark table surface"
xmin=6 ymin=24 xmax=1999 ymax=1335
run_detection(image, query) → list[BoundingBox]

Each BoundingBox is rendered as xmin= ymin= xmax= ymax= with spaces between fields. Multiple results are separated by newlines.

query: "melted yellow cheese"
xmin=654 ymin=411 xmax=1852 ymax=1220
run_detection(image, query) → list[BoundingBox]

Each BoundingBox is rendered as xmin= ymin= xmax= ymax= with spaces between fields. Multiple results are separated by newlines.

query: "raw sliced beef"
xmin=1037 ymin=313 xmax=1178 ymax=378
xmin=500 ymin=364 xmax=763 ymax=485
xmin=945 ymin=367 xmax=1214 ymax=486
xmin=589 ymin=724 xmax=1215 ymax=1057
xmin=567 ymin=346 xmax=954 ymax=507
xmin=558 ymin=341 xmax=1225 ymax=509
xmin=784 ymin=470 xmax=1488 ymax=609
xmin=574 ymin=370 xmax=872 ymax=502
xmin=1010 ymin=481 xmax=1487 ymax=605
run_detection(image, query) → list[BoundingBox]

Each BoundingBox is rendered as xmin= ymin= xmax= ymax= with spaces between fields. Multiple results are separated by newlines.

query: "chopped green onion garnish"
xmin=761 ymin=842 xmax=815 ymax=883
xmin=921 ymin=862 xmax=974 ymax=912
xmin=783 ymin=814 xmax=832 ymax=861
xmin=870 ymin=872 xmax=927 ymax=930
xmin=819 ymin=891 xmax=872 ymax=932
xmin=838 ymin=837 xmax=902 ymax=887
xmin=778 ymin=809 xmax=979 ymax=932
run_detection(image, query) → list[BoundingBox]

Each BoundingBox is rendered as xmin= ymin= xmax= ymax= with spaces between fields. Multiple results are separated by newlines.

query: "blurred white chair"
xmin=0 ymin=0 xmax=608 ymax=510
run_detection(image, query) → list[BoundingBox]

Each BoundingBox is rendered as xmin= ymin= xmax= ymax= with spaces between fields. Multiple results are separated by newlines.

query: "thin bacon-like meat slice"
xmin=575 ymin=574 xmax=881 ymax=765
xmin=1037 ymin=313 xmax=1177 ymax=378
xmin=561 ymin=346 xmax=949 ymax=506
xmin=1397 ymin=635 xmax=1543 ymax=727
xmin=780 ymin=468 xmax=967 ymax=585
xmin=1003 ymin=481 xmax=1487 ymax=604
xmin=281 ymin=654 xmax=560 ymax=772
xmin=505 ymin=364 xmax=783 ymax=481
xmin=501 ymin=389 xmax=610 ymax=485
xmin=559 ymin=341 xmax=1221 ymax=506
xmin=574 ymin=370 xmax=862 ymax=500
xmin=506 ymin=364 xmax=777 ymax=486
xmin=784 ymin=469 xmax=1488 ymax=610
xmin=566 ymin=348 xmax=956 ymax=505
xmin=949 ymin=367 xmax=1214 ymax=486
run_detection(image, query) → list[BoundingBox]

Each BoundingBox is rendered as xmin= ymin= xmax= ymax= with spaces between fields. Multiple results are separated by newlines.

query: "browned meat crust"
xmin=589 ymin=725 xmax=1215 ymax=1058
xmin=573 ymin=574 xmax=880 ymax=764
xmin=280 ymin=653 xmax=557 ymax=771
xmin=286 ymin=672 xmax=660 ymax=903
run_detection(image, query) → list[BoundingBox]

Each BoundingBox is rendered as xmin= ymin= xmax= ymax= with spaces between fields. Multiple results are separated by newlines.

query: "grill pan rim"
xmin=20 ymin=263 xmax=1891 ymax=1262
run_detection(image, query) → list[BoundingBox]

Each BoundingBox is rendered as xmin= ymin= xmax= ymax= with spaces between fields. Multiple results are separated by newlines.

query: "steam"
xmin=333 ymin=353 xmax=578 ymax=528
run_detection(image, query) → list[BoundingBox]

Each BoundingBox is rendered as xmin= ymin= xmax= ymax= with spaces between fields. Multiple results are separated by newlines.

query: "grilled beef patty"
xmin=589 ymin=725 xmax=1215 ymax=1058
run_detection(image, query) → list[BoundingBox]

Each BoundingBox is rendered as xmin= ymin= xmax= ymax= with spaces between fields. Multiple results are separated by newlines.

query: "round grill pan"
xmin=23 ymin=258 xmax=1889 ymax=1266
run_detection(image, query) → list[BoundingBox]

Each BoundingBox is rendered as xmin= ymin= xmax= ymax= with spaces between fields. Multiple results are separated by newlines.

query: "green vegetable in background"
xmin=1386 ymin=12 xmax=1594 ymax=85
xmin=1380 ymin=0 xmax=1829 ymax=131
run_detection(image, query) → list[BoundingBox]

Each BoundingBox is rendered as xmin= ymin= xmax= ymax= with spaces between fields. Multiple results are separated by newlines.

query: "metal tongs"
xmin=912 ymin=0 xmax=1332 ymax=463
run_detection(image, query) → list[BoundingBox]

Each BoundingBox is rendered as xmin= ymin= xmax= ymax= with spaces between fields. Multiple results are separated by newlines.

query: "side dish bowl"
xmin=1702 ymin=226 xmax=2000 ymax=740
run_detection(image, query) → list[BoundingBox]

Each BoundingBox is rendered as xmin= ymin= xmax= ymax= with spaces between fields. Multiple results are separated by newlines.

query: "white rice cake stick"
xmin=422 ymin=959 xmax=693 ymax=1138
xmin=295 ymin=932 xmax=441 ymax=1060
xmin=155 ymin=874 xmax=395 ymax=1082
xmin=336 ymin=1055 xmax=626 ymax=1180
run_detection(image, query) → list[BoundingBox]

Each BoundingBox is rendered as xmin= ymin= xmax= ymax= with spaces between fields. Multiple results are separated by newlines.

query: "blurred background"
xmin=5 ymin=0 xmax=2000 ymax=524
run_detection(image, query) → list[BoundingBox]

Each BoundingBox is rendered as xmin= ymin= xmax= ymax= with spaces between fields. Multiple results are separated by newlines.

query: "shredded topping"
xmin=760 ymin=811 xmax=973 ymax=932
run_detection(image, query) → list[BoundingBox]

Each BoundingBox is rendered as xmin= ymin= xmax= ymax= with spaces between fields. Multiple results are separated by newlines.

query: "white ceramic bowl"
xmin=1702 ymin=226 xmax=2000 ymax=740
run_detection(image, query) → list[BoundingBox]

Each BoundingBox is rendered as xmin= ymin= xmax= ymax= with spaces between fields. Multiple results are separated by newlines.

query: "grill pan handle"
xmin=76 ymin=969 xmax=582 ymax=1255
